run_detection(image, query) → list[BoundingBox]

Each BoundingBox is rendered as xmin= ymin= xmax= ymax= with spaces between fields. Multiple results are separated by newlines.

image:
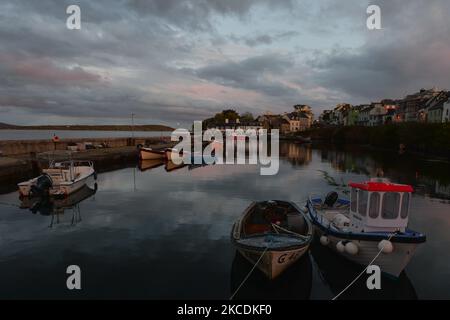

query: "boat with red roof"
xmin=306 ymin=178 xmax=426 ymax=278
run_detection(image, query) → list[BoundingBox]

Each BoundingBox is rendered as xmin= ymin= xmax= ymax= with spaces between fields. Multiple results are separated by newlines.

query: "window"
xmin=382 ymin=192 xmax=400 ymax=219
xmin=369 ymin=192 xmax=380 ymax=218
xmin=351 ymin=188 xmax=357 ymax=212
xmin=401 ymin=193 xmax=410 ymax=218
xmin=358 ymin=190 xmax=368 ymax=215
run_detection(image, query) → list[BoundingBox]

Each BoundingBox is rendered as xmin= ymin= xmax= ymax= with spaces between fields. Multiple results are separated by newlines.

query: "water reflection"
xmin=280 ymin=143 xmax=312 ymax=166
xmin=230 ymin=251 xmax=312 ymax=300
xmin=310 ymin=241 xmax=417 ymax=300
xmin=0 ymin=142 xmax=449 ymax=299
xmin=19 ymin=184 xmax=97 ymax=227
xmin=319 ymin=144 xmax=450 ymax=201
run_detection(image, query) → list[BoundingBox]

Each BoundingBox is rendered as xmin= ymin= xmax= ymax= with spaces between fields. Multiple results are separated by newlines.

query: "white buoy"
xmin=336 ymin=241 xmax=345 ymax=253
xmin=345 ymin=242 xmax=359 ymax=255
xmin=378 ymin=240 xmax=394 ymax=254
xmin=320 ymin=235 xmax=329 ymax=246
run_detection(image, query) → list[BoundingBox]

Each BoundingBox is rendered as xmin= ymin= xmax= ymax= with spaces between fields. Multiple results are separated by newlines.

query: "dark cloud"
xmin=228 ymin=31 xmax=299 ymax=47
xmin=126 ymin=0 xmax=295 ymax=30
xmin=188 ymin=55 xmax=297 ymax=97
xmin=308 ymin=0 xmax=450 ymax=102
xmin=0 ymin=0 xmax=449 ymax=125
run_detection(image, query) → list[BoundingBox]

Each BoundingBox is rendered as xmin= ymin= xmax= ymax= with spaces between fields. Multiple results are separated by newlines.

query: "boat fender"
xmin=344 ymin=242 xmax=359 ymax=255
xmin=336 ymin=241 xmax=345 ymax=253
xmin=378 ymin=240 xmax=394 ymax=254
xmin=320 ymin=235 xmax=329 ymax=246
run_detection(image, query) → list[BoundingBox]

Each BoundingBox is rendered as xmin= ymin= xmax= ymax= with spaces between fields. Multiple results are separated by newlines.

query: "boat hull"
xmin=18 ymin=170 xmax=95 ymax=197
xmin=236 ymin=244 xmax=310 ymax=280
xmin=139 ymin=148 xmax=165 ymax=160
xmin=306 ymin=197 xmax=425 ymax=278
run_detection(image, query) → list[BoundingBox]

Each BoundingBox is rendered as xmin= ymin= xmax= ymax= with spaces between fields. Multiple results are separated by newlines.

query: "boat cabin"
xmin=348 ymin=178 xmax=413 ymax=232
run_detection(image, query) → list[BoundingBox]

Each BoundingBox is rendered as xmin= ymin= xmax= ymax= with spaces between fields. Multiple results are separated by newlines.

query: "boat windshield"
xmin=382 ymin=192 xmax=400 ymax=219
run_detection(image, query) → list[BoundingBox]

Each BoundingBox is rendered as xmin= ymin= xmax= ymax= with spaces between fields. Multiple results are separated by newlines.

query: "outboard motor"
xmin=30 ymin=173 xmax=53 ymax=197
xmin=324 ymin=191 xmax=339 ymax=207
xmin=30 ymin=197 xmax=53 ymax=216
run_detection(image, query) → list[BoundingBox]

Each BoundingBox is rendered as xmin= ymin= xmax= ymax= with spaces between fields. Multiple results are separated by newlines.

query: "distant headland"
xmin=0 ymin=122 xmax=174 ymax=132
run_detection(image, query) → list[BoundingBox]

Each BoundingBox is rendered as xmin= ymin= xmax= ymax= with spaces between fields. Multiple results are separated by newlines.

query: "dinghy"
xmin=231 ymin=200 xmax=312 ymax=280
xmin=139 ymin=147 xmax=165 ymax=160
xmin=18 ymin=160 xmax=96 ymax=198
xmin=138 ymin=159 xmax=165 ymax=172
xmin=306 ymin=178 xmax=426 ymax=278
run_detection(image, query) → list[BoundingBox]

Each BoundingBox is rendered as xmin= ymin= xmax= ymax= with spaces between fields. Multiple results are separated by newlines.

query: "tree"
xmin=240 ymin=112 xmax=254 ymax=122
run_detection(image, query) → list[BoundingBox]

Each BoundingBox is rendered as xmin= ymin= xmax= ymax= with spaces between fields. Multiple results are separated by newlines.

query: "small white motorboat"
xmin=231 ymin=200 xmax=312 ymax=280
xmin=18 ymin=160 xmax=96 ymax=198
xmin=306 ymin=178 xmax=426 ymax=278
xmin=139 ymin=147 xmax=165 ymax=160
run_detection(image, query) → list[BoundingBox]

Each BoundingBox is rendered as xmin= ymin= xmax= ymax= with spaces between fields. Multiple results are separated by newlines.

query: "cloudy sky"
xmin=1 ymin=0 xmax=449 ymax=126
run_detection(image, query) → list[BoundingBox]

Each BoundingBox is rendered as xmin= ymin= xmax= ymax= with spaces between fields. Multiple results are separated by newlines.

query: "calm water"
xmin=0 ymin=129 xmax=169 ymax=140
xmin=0 ymin=142 xmax=449 ymax=299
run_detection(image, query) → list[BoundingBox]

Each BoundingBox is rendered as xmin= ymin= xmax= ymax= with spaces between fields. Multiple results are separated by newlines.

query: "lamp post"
xmin=131 ymin=112 xmax=136 ymax=141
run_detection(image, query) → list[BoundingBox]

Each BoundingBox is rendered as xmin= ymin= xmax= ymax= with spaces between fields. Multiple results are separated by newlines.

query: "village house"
xmin=428 ymin=92 xmax=450 ymax=123
xmin=428 ymin=101 xmax=445 ymax=123
xmin=369 ymin=102 xmax=387 ymax=126
xmin=210 ymin=118 xmax=263 ymax=131
xmin=396 ymin=88 xmax=442 ymax=122
xmin=444 ymin=97 xmax=450 ymax=122
xmin=332 ymin=103 xmax=352 ymax=126
xmin=344 ymin=105 xmax=363 ymax=126
xmin=355 ymin=105 xmax=372 ymax=126
xmin=281 ymin=112 xmax=310 ymax=132
xmin=257 ymin=114 xmax=290 ymax=134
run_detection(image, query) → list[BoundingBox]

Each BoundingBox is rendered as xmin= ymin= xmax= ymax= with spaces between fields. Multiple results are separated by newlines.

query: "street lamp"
xmin=131 ymin=113 xmax=135 ymax=139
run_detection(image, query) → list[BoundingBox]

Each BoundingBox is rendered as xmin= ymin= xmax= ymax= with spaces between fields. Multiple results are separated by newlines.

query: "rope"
xmin=230 ymin=246 xmax=269 ymax=300
xmin=271 ymin=223 xmax=309 ymax=240
xmin=331 ymin=232 xmax=396 ymax=300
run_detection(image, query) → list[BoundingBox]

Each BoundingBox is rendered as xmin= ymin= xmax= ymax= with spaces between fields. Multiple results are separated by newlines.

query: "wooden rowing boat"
xmin=139 ymin=147 xmax=165 ymax=160
xmin=231 ymin=200 xmax=312 ymax=280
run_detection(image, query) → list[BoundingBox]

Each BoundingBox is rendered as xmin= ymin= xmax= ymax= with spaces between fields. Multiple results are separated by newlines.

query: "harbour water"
xmin=0 ymin=129 xmax=170 ymax=141
xmin=0 ymin=142 xmax=449 ymax=299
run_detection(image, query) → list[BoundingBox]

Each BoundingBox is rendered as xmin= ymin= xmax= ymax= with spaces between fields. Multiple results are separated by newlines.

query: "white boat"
xmin=18 ymin=160 xmax=96 ymax=198
xmin=306 ymin=178 xmax=426 ymax=278
xmin=231 ymin=200 xmax=313 ymax=280
xmin=139 ymin=147 xmax=165 ymax=160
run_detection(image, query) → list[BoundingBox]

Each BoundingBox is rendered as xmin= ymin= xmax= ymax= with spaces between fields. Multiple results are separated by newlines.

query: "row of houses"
xmin=319 ymin=88 xmax=450 ymax=127
xmin=205 ymin=105 xmax=315 ymax=134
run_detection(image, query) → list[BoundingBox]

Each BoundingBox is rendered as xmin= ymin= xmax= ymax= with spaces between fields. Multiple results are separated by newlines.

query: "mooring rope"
xmin=230 ymin=246 xmax=269 ymax=300
xmin=331 ymin=232 xmax=396 ymax=300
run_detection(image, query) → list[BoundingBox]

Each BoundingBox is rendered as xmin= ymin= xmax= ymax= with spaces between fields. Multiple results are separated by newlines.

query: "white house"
xmin=444 ymin=98 xmax=450 ymax=122
xmin=369 ymin=103 xmax=387 ymax=126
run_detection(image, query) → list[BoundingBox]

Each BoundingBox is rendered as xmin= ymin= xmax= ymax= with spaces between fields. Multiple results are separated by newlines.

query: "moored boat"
xmin=139 ymin=147 xmax=165 ymax=160
xmin=231 ymin=200 xmax=312 ymax=280
xmin=18 ymin=160 xmax=96 ymax=198
xmin=306 ymin=178 xmax=426 ymax=278
xmin=138 ymin=159 xmax=165 ymax=172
